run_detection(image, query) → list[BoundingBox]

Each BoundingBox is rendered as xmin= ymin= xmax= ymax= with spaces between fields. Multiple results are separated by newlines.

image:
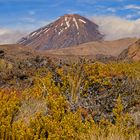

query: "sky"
xmin=0 ymin=0 xmax=140 ymax=44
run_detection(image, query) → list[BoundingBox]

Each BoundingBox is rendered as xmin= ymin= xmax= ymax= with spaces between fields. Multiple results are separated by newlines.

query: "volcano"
xmin=17 ymin=14 xmax=103 ymax=50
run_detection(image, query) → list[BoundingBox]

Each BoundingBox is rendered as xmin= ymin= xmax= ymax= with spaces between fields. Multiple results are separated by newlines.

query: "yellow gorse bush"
xmin=0 ymin=90 xmax=20 ymax=139
xmin=0 ymin=61 xmax=140 ymax=140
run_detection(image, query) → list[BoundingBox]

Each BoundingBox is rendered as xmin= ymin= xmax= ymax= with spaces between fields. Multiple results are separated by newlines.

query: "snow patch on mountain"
xmin=73 ymin=18 xmax=79 ymax=30
xmin=79 ymin=19 xmax=86 ymax=24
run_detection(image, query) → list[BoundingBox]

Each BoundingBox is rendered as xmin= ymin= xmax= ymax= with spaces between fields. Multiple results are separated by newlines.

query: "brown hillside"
xmin=44 ymin=38 xmax=137 ymax=57
xmin=119 ymin=39 xmax=140 ymax=61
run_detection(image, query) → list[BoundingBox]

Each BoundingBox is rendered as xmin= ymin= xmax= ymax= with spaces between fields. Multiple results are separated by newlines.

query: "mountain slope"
xmin=17 ymin=14 xmax=103 ymax=50
xmin=119 ymin=39 xmax=140 ymax=61
xmin=44 ymin=38 xmax=137 ymax=57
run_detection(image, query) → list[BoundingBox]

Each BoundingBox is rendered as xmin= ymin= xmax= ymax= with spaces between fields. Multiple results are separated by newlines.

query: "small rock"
xmin=0 ymin=50 xmax=5 ymax=58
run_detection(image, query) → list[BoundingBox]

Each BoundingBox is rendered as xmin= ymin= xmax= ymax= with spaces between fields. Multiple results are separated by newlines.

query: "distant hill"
xmin=0 ymin=44 xmax=35 ymax=60
xmin=0 ymin=38 xmax=138 ymax=62
xmin=44 ymin=38 xmax=137 ymax=57
xmin=119 ymin=39 xmax=140 ymax=61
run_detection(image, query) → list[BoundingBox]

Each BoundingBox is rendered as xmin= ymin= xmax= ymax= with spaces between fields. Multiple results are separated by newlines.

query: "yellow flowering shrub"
xmin=0 ymin=61 xmax=140 ymax=140
xmin=89 ymin=96 xmax=140 ymax=140
xmin=0 ymin=89 xmax=20 ymax=139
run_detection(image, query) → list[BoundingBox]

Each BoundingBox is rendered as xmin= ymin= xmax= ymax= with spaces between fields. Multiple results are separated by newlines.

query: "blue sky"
xmin=0 ymin=0 xmax=140 ymax=44
xmin=0 ymin=0 xmax=140 ymax=29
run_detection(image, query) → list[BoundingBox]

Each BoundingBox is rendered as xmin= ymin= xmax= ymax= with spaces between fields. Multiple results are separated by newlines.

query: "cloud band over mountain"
xmin=93 ymin=16 xmax=140 ymax=40
xmin=0 ymin=29 xmax=27 ymax=44
xmin=0 ymin=15 xmax=140 ymax=44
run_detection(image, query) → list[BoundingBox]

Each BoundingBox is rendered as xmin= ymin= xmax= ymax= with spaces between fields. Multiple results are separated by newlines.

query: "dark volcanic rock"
xmin=17 ymin=14 xmax=103 ymax=50
xmin=0 ymin=50 xmax=5 ymax=58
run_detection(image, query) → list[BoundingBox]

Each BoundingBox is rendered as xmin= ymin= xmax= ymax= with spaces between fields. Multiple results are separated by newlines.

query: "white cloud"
xmin=124 ymin=4 xmax=140 ymax=10
xmin=0 ymin=28 xmax=27 ymax=44
xmin=106 ymin=7 xmax=116 ymax=13
xmin=0 ymin=18 xmax=52 ymax=44
xmin=93 ymin=15 xmax=140 ymax=40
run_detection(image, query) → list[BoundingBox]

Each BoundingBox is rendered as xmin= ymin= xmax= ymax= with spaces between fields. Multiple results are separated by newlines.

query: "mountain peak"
xmin=57 ymin=14 xmax=90 ymax=31
xmin=62 ymin=14 xmax=81 ymax=18
xmin=63 ymin=13 xmax=78 ymax=16
xmin=18 ymin=14 xmax=104 ymax=50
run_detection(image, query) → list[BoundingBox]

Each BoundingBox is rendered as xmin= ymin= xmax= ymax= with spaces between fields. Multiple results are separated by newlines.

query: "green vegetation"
xmin=0 ymin=61 xmax=140 ymax=140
